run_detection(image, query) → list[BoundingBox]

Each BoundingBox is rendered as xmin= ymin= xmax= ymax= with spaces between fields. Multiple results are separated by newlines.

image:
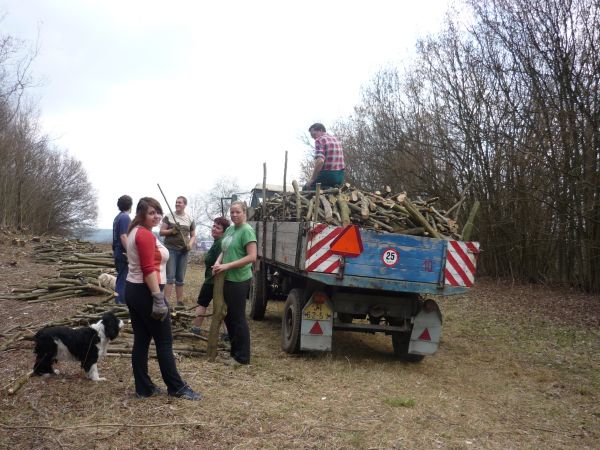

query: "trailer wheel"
xmin=392 ymin=332 xmax=425 ymax=363
xmin=249 ymin=269 xmax=267 ymax=321
xmin=281 ymin=288 xmax=303 ymax=353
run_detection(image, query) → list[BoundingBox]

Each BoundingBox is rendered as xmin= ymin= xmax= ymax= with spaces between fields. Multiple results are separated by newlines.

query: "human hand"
xmin=185 ymin=243 xmax=192 ymax=251
xmin=151 ymin=292 xmax=169 ymax=321
xmin=171 ymin=227 xmax=179 ymax=236
xmin=212 ymin=262 xmax=227 ymax=275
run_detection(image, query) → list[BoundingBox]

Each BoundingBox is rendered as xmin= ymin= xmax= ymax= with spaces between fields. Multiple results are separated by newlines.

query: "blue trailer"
xmin=248 ymin=219 xmax=480 ymax=361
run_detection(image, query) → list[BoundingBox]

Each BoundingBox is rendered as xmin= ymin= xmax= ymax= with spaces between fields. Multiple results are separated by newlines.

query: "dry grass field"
xmin=1 ymin=238 xmax=599 ymax=449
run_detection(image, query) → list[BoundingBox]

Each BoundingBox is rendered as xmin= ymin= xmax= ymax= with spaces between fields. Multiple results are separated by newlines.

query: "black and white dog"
xmin=33 ymin=312 xmax=124 ymax=381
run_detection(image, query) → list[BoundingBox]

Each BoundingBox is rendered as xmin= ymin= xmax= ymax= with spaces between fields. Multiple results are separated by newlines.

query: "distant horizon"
xmin=79 ymin=228 xmax=213 ymax=249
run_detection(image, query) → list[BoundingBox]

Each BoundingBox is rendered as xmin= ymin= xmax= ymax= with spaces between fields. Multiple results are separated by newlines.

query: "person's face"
xmin=211 ymin=222 xmax=225 ymax=239
xmin=309 ymin=129 xmax=320 ymax=140
xmin=175 ymin=198 xmax=186 ymax=213
xmin=230 ymin=204 xmax=246 ymax=226
xmin=144 ymin=206 xmax=162 ymax=229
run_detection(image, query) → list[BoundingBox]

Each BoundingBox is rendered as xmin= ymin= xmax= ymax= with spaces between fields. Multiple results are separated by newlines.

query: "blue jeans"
xmin=114 ymin=256 xmax=128 ymax=304
xmin=166 ymin=248 xmax=189 ymax=286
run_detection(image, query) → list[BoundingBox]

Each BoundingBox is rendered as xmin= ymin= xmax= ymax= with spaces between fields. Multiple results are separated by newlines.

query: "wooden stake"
xmin=206 ymin=272 xmax=226 ymax=361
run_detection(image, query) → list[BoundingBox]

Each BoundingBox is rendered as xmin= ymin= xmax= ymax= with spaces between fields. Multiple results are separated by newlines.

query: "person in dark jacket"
xmin=191 ymin=216 xmax=230 ymax=335
xmin=112 ymin=195 xmax=132 ymax=304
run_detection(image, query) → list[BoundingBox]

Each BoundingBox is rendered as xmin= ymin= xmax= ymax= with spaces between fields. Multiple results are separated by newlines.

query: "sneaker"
xmin=176 ymin=300 xmax=184 ymax=307
xmin=136 ymin=385 xmax=163 ymax=399
xmin=219 ymin=332 xmax=230 ymax=342
xmin=190 ymin=326 xmax=202 ymax=336
xmin=170 ymin=385 xmax=202 ymax=401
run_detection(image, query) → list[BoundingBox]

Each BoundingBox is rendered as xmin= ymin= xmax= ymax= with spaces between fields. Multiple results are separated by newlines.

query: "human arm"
xmin=212 ymin=242 xmax=257 ymax=275
xmin=118 ymin=215 xmax=131 ymax=254
xmin=308 ymin=156 xmax=325 ymax=185
xmin=136 ymin=229 xmax=162 ymax=294
xmin=159 ymin=216 xmax=179 ymax=237
xmin=159 ymin=220 xmax=171 ymax=237
xmin=136 ymin=228 xmax=168 ymax=319
xmin=187 ymin=222 xmax=197 ymax=251
xmin=144 ymin=271 xmax=161 ymax=293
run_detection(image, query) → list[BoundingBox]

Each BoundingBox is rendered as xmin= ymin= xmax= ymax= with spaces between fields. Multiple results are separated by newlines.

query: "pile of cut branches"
xmin=33 ymin=237 xmax=102 ymax=263
xmin=251 ymin=181 xmax=466 ymax=239
xmin=1 ymin=242 xmax=117 ymax=303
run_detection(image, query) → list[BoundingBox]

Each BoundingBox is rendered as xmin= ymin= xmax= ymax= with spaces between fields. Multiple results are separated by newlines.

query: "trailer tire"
xmin=392 ymin=332 xmax=425 ymax=363
xmin=249 ymin=269 xmax=267 ymax=321
xmin=281 ymin=288 xmax=303 ymax=353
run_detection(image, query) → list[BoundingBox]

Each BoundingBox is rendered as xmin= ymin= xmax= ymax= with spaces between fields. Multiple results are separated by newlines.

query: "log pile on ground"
xmin=33 ymin=237 xmax=103 ymax=263
xmin=251 ymin=181 xmax=463 ymax=240
xmin=0 ymin=240 xmax=117 ymax=303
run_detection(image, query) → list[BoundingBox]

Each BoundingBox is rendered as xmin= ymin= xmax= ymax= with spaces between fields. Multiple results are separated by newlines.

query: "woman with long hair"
xmin=125 ymin=197 xmax=201 ymax=400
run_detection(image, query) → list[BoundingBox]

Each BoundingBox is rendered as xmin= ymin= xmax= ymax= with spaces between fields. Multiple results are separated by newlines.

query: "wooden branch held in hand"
xmin=207 ymin=272 xmax=226 ymax=361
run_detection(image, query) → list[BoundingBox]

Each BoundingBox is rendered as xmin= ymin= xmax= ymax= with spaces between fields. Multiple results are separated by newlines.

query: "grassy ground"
xmin=1 ymin=241 xmax=599 ymax=449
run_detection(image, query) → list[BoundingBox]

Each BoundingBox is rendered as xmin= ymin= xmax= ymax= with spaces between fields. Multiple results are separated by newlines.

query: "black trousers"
xmin=223 ymin=279 xmax=251 ymax=364
xmin=125 ymin=281 xmax=186 ymax=396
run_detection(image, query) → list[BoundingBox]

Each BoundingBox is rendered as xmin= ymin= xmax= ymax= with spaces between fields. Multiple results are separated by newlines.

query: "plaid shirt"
xmin=315 ymin=133 xmax=345 ymax=171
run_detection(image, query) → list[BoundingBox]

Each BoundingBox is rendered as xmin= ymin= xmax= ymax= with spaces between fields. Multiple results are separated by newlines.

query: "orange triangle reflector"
xmin=330 ymin=225 xmax=363 ymax=257
xmin=309 ymin=321 xmax=323 ymax=335
xmin=418 ymin=328 xmax=431 ymax=341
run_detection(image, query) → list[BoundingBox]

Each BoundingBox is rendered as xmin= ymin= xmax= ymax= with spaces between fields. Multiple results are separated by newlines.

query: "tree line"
xmin=333 ymin=0 xmax=600 ymax=292
xmin=0 ymin=31 xmax=96 ymax=235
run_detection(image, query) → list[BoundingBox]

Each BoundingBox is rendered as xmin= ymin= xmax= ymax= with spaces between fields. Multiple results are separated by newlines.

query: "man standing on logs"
xmin=304 ymin=123 xmax=345 ymax=190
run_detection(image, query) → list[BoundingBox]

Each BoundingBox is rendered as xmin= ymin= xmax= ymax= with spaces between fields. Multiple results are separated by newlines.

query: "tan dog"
xmin=98 ymin=273 xmax=117 ymax=291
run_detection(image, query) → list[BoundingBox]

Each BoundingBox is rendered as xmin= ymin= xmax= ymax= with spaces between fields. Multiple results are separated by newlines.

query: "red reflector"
xmin=418 ymin=328 xmax=431 ymax=341
xmin=313 ymin=292 xmax=328 ymax=304
xmin=309 ymin=321 xmax=323 ymax=335
xmin=329 ymin=224 xmax=363 ymax=257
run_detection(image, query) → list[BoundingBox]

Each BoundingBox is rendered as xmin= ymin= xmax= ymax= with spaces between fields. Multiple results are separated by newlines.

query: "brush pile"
xmin=0 ymin=239 xmax=117 ymax=303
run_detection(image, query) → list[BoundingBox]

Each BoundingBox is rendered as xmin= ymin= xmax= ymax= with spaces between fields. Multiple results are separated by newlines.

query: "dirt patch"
xmin=1 ymin=235 xmax=599 ymax=449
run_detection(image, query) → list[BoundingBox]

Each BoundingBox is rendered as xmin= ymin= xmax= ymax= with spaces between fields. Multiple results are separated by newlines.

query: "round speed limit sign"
xmin=381 ymin=248 xmax=399 ymax=267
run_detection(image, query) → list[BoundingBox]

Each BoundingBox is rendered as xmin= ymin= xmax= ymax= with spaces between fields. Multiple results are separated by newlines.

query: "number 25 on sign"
xmin=382 ymin=248 xmax=399 ymax=267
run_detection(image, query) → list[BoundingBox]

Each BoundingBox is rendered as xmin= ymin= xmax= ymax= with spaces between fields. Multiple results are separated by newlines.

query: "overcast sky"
xmin=1 ymin=0 xmax=450 ymax=229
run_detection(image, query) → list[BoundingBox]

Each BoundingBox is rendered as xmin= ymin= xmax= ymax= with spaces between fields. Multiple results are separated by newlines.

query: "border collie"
xmin=33 ymin=312 xmax=124 ymax=381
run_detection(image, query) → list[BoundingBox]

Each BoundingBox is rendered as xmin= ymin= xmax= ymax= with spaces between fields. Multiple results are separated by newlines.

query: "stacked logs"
xmin=1 ymin=245 xmax=117 ymax=303
xmin=251 ymin=181 xmax=462 ymax=240
xmin=33 ymin=237 xmax=102 ymax=263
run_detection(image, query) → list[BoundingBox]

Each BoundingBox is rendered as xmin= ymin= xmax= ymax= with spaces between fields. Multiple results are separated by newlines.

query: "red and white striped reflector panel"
xmin=445 ymin=241 xmax=480 ymax=287
xmin=305 ymin=223 xmax=343 ymax=273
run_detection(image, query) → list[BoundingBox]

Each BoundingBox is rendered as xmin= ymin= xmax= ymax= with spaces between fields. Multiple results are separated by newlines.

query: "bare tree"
xmin=0 ymin=26 xmax=97 ymax=235
xmin=188 ymin=177 xmax=242 ymax=239
xmin=332 ymin=0 xmax=600 ymax=292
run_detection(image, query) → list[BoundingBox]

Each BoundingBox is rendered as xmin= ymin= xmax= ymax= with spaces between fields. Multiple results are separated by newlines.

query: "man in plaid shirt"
xmin=304 ymin=123 xmax=345 ymax=190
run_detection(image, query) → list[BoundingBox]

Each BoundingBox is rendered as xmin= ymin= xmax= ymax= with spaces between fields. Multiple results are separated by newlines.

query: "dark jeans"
xmin=304 ymin=169 xmax=345 ymax=190
xmin=197 ymin=282 xmax=214 ymax=307
xmin=114 ymin=256 xmax=128 ymax=304
xmin=125 ymin=281 xmax=186 ymax=396
xmin=223 ymin=279 xmax=251 ymax=364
